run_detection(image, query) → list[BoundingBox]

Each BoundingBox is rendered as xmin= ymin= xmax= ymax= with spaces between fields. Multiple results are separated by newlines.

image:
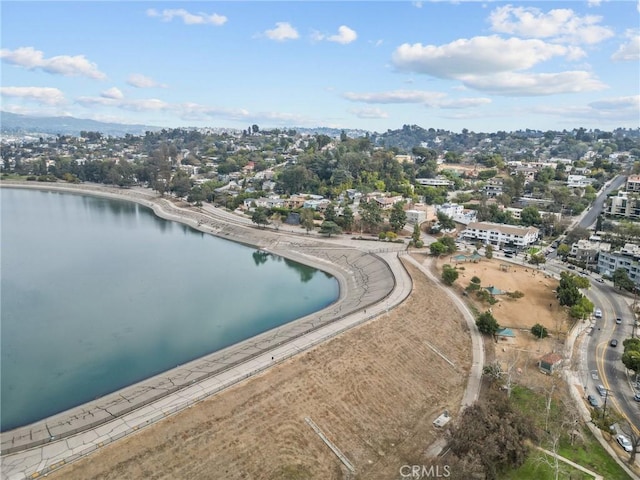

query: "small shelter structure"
xmin=495 ymin=327 xmax=516 ymax=342
xmin=538 ymin=352 xmax=563 ymax=374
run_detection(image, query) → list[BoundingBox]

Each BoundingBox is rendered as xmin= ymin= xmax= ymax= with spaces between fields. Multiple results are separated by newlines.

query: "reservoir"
xmin=0 ymin=188 xmax=339 ymax=431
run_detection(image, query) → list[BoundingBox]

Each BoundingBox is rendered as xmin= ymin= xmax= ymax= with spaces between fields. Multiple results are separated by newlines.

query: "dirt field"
xmin=435 ymin=255 xmax=570 ymax=389
xmin=50 ymin=260 xmax=472 ymax=480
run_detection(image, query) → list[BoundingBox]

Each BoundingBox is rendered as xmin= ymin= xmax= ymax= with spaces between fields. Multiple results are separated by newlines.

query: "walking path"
xmin=0 ymin=182 xmax=413 ymax=480
xmin=535 ymin=446 xmax=604 ymax=480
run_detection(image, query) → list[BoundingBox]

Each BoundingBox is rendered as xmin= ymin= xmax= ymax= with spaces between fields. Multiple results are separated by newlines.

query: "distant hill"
xmin=0 ymin=112 xmax=161 ymax=137
xmin=292 ymin=127 xmax=371 ymax=138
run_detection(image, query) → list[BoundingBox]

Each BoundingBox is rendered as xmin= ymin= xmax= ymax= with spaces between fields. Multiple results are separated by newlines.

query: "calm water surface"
xmin=1 ymin=188 xmax=339 ymax=431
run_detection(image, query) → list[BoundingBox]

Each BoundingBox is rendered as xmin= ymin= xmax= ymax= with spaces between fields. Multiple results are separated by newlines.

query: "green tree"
xmin=613 ymin=268 xmax=635 ymax=291
xmin=389 ymin=201 xmax=407 ymax=233
xmin=251 ymin=207 xmax=270 ymax=228
xmin=476 ymin=311 xmax=500 ymax=335
xmin=442 ymin=264 xmax=459 ymax=286
xmin=569 ymin=295 xmax=594 ymax=319
xmin=531 ymin=323 xmax=548 ymax=339
xmin=430 ymin=241 xmax=447 ymax=256
xmin=359 ymin=199 xmax=383 ymax=233
xmin=556 ymin=272 xmax=582 ymax=306
xmin=341 ymin=205 xmax=354 ymax=232
xmin=520 ymin=206 xmax=542 ymax=226
xmin=528 ymin=253 xmax=546 ymax=265
xmin=324 ymin=203 xmax=337 ymax=222
xmin=485 ymin=244 xmax=494 ymax=259
xmin=319 ymin=220 xmax=342 ymax=237
xmin=440 ymin=236 xmax=457 ymax=254
xmin=411 ymin=223 xmax=422 ymax=246
xmin=622 ymin=349 xmax=640 ymax=374
xmin=300 ymin=208 xmax=315 ymax=234
xmin=437 ymin=211 xmax=456 ymax=230
xmin=556 ymin=243 xmax=570 ymax=260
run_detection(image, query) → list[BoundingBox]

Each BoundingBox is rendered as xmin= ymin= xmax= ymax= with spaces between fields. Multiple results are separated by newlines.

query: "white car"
xmin=617 ymin=434 xmax=633 ymax=453
xmin=595 ymin=309 xmax=602 ymax=319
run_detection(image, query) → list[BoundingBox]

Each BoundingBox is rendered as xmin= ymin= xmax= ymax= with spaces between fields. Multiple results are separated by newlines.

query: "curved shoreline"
xmin=0 ymin=181 xmax=405 ymax=462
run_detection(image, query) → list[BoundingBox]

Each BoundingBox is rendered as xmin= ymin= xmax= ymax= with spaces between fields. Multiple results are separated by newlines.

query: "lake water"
xmin=0 ymin=188 xmax=339 ymax=431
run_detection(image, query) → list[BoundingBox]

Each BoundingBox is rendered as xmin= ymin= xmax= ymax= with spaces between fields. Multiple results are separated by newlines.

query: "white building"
xmin=597 ymin=243 xmax=640 ymax=288
xmin=607 ymin=191 xmax=640 ymax=220
xmin=406 ymin=209 xmax=426 ymax=224
xmin=570 ymin=239 xmax=611 ymax=269
xmin=460 ymin=221 xmax=539 ymax=248
xmin=566 ymin=175 xmax=595 ymax=188
xmin=435 ymin=203 xmax=463 ymax=218
xmin=626 ymin=175 xmax=640 ymax=193
xmin=415 ymin=176 xmax=454 ymax=188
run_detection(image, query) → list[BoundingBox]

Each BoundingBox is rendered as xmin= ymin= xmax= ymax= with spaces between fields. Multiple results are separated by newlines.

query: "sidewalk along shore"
xmin=0 ymin=181 xmax=400 ymax=458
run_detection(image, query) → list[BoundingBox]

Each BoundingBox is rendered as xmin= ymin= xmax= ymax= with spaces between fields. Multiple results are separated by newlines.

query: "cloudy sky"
xmin=1 ymin=1 xmax=639 ymax=133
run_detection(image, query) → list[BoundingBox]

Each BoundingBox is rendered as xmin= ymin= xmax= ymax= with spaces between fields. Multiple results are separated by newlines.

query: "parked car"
xmin=617 ymin=434 xmax=633 ymax=452
xmin=597 ymin=278 xmax=605 ymax=283
xmin=595 ymin=309 xmax=602 ymax=319
xmin=587 ymin=395 xmax=599 ymax=408
xmin=634 ymin=393 xmax=640 ymax=402
xmin=616 ymin=317 xmax=622 ymax=324
xmin=568 ymin=265 xmax=576 ymax=270
xmin=610 ymin=339 xmax=618 ymax=347
xmin=597 ymin=384 xmax=607 ymax=397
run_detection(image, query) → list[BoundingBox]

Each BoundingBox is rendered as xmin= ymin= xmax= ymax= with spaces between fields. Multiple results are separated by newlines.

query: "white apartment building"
xmin=597 ymin=243 xmax=640 ymax=288
xmin=626 ymin=175 xmax=640 ymax=193
xmin=415 ymin=176 xmax=454 ymax=188
xmin=483 ymin=180 xmax=503 ymax=198
xmin=436 ymin=203 xmax=463 ymax=218
xmin=607 ymin=191 xmax=640 ymax=220
xmin=460 ymin=221 xmax=539 ymax=248
xmin=406 ymin=209 xmax=427 ymax=224
xmin=566 ymin=175 xmax=595 ymax=188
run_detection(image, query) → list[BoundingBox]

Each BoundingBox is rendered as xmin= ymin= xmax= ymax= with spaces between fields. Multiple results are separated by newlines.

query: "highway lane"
xmin=584 ymin=281 xmax=640 ymax=433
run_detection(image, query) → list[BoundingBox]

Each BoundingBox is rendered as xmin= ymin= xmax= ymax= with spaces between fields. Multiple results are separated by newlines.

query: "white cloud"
xmin=392 ymin=36 xmax=584 ymax=78
xmin=438 ymin=97 xmax=492 ymax=109
xmin=412 ymin=1 xmax=423 ymax=8
xmin=348 ymin=107 xmax=389 ymax=119
xmin=0 ymin=86 xmax=66 ymax=105
xmin=0 ymin=47 xmax=106 ymax=80
xmin=263 ymin=22 xmax=299 ymax=42
xmin=327 ymin=26 xmax=357 ymax=44
xmin=101 ymin=87 xmax=124 ymax=100
xmin=588 ymin=95 xmax=640 ymax=110
xmin=587 ymin=0 xmax=602 ymax=6
xmin=76 ymin=95 xmax=169 ymax=112
xmin=127 ymin=73 xmax=167 ymax=89
xmin=146 ymin=8 xmax=227 ymax=26
xmin=343 ymin=90 xmax=446 ymax=105
xmin=611 ymin=30 xmax=640 ymax=62
xmin=533 ymin=96 xmax=640 ymax=123
xmin=460 ymin=71 xmax=607 ymax=96
xmin=489 ymin=5 xmax=613 ymax=45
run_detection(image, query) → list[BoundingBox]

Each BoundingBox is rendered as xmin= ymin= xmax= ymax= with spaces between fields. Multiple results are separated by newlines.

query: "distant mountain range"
xmin=0 ymin=112 xmax=161 ymax=137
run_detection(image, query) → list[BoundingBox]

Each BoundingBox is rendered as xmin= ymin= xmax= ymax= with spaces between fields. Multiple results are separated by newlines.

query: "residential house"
xmin=626 ymin=175 xmax=640 ymax=193
xmin=483 ymin=180 xmax=503 ymax=198
xmin=406 ymin=209 xmax=426 ymax=224
xmin=415 ymin=176 xmax=454 ymax=188
xmin=538 ymin=352 xmax=564 ymax=374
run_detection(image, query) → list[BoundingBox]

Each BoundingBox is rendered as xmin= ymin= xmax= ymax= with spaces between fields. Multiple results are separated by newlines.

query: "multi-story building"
xmin=597 ymin=243 xmax=640 ymax=288
xmin=607 ymin=191 xmax=640 ymax=220
xmin=570 ymin=239 xmax=611 ymax=269
xmin=483 ymin=180 xmax=503 ymax=198
xmin=406 ymin=209 xmax=427 ymax=224
xmin=626 ymin=175 xmax=640 ymax=193
xmin=415 ymin=176 xmax=454 ymax=188
xmin=460 ymin=221 xmax=539 ymax=249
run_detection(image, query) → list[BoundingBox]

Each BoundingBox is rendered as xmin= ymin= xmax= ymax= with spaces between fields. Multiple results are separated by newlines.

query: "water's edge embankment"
xmin=0 ymin=181 xmax=399 ymax=456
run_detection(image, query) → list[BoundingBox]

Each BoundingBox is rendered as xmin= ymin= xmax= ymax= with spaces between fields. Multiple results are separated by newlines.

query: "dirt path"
xmin=50 ymin=260 xmax=472 ymax=480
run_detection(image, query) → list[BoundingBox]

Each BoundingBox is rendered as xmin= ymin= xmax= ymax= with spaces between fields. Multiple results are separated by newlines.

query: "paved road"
xmin=584 ymin=281 xmax=640 ymax=434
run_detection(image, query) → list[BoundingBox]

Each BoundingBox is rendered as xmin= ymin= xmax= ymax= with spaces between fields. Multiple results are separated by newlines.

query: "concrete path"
xmin=0 ymin=183 xmax=416 ymax=480
xmin=535 ymin=446 xmax=604 ymax=479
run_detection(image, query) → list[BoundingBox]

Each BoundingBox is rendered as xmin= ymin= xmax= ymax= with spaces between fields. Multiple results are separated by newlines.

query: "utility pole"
xmin=602 ymin=388 xmax=611 ymax=421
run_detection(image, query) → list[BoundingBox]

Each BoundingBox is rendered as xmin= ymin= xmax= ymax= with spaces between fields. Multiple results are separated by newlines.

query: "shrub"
xmin=531 ymin=323 xmax=548 ymax=339
xmin=506 ymin=290 xmax=524 ymax=299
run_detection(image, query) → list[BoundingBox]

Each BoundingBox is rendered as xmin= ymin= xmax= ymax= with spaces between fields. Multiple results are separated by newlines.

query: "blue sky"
xmin=1 ymin=1 xmax=639 ymax=133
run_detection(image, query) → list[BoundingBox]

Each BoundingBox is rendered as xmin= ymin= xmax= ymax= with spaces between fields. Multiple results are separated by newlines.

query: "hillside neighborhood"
xmin=3 ymin=124 xmax=640 ymax=287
